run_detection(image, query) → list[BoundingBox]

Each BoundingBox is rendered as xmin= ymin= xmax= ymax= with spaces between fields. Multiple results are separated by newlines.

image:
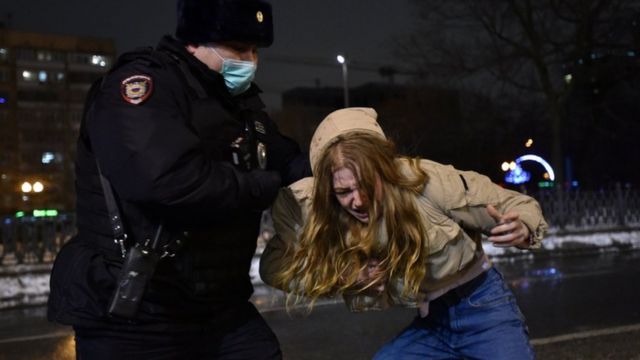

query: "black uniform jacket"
xmin=48 ymin=36 xmax=309 ymax=330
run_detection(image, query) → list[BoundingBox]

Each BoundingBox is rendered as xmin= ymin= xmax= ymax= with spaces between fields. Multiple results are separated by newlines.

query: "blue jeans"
xmin=373 ymin=267 xmax=534 ymax=360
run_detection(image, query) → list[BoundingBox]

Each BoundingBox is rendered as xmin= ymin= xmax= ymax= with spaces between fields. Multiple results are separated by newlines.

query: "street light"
xmin=33 ymin=181 xmax=44 ymax=193
xmin=21 ymin=182 xmax=32 ymax=193
xmin=20 ymin=181 xmax=44 ymax=193
xmin=336 ymin=54 xmax=349 ymax=107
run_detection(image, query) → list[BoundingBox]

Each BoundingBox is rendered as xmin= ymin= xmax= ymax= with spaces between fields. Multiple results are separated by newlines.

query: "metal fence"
xmin=0 ymin=214 xmax=76 ymax=267
xmin=532 ymin=185 xmax=640 ymax=233
xmin=1 ymin=186 xmax=640 ymax=266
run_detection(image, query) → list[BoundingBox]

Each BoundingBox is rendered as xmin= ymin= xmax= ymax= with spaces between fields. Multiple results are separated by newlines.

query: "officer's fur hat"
xmin=176 ymin=0 xmax=274 ymax=47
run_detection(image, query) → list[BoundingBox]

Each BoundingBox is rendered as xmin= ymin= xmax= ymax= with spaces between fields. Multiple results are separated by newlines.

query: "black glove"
xmin=278 ymin=152 xmax=312 ymax=186
xmin=246 ymin=169 xmax=282 ymax=211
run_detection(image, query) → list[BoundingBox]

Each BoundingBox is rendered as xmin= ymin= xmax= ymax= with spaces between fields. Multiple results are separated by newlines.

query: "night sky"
xmin=3 ymin=0 xmax=418 ymax=110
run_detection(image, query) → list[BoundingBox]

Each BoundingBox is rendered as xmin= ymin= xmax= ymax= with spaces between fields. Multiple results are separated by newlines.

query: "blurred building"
xmin=276 ymin=82 xmax=516 ymax=180
xmin=0 ymin=28 xmax=115 ymax=215
xmin=277 ymin=83 xmax=461 ymax=151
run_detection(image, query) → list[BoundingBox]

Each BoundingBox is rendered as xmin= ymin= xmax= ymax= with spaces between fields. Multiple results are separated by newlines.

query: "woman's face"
xmin=332 ymin=166 xmax=371 ymax=223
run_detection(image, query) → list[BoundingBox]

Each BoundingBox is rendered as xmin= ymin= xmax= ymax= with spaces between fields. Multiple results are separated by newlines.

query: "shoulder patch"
xmin=120 ymin=75 xmax=153 ymax=105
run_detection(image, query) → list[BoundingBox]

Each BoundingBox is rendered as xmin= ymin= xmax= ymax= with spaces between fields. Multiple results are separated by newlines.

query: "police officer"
xmin=47 ymin=0 xmax=309 ymax=358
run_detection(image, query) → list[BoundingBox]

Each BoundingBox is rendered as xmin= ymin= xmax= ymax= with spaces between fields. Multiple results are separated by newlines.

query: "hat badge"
xmin=256 ymin=11 xmax=264 ymax=23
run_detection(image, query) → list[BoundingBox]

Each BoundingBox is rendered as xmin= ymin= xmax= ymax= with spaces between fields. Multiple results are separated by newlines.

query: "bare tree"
xmin=398 ymin=0 xmax=639 ymax=184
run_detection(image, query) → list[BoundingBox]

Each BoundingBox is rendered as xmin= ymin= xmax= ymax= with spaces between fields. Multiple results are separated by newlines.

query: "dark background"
xmin=1 ymin=0 xmax=417 ymax=110
xmin=2 ymin=0 xmax=640 ymax=201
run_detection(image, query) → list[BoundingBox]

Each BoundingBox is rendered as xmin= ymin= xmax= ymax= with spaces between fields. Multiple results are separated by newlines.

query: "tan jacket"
xmin=260 ymin=158 xmax=548 ymax=312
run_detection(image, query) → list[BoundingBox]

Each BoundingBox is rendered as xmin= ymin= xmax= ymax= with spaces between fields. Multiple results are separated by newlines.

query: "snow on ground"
xmin=0 ymin=271 xmax=51 ymax=309
xmin=482 ymin=230 xmax=640 ymax=257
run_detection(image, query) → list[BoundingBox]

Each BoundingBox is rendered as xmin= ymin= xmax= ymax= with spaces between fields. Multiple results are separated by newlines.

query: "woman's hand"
xmin=486 ymin=205 xmax=532 ymax=248
xmin=355 ymin=259 xmax=386 ymax=295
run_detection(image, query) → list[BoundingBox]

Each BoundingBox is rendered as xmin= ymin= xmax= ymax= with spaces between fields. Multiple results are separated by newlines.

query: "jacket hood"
xmin=309 ymin=107 xmax=386 ymax=174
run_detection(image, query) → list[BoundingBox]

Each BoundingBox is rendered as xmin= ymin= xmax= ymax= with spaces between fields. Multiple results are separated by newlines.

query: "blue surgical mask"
xmin=208 ymin=47 xmax=257 ymax=96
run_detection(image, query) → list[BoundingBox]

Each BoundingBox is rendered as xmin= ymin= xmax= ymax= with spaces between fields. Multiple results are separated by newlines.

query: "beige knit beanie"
xmin=309 ymin=107 xmax=386 ymax=174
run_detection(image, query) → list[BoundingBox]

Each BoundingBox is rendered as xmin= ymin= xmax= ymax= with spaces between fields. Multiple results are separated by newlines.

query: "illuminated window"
xmin=42 ymin=152 xmax=55 ymax=164
xmin=21 ymin=70 xmax=35 ymax=81
xmin=69 ymin=52 xmax=112 ymax=67
xmin=37 ymin=51 xmax=52 ymax=62
xmin=91 ymin=55 xmax=108 ymax=67
xmin=35 ymin=50 xmax=65 ymax=62
xmin=38 ymin=71 xmax=48 ymax=82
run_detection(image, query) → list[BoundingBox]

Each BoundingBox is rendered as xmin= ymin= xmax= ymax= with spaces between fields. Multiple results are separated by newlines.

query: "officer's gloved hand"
xmin=247 ymin=169 xmax=282 ymax=211
xmin=278 ymin=152 xmax=312 ymax=186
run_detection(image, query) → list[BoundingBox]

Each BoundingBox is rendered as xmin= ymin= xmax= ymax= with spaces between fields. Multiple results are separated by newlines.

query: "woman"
xmin=260 ymin=107 xmax=548 ymax=359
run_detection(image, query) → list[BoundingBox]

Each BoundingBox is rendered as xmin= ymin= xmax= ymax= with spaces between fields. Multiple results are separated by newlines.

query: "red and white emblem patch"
xmin=120 ymin=75 xmax=153 ymax=105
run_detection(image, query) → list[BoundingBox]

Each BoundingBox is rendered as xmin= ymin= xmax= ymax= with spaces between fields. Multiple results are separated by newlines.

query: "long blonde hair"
xmin=275 ymin=133 xmax=430 ymax=307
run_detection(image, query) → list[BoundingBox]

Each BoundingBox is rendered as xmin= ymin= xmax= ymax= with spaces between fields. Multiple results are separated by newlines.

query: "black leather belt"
xmin=438 ymin=269 xmax=490 ymax=304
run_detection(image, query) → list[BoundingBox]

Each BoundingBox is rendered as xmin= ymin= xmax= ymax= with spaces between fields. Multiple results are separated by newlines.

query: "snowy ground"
xmin=2 ymin=230 xmax=640 ymax=309
xmin=483 ymin=230 xmax=640 ymax=258
xmin=0 ymin=264 xmax=52 ymax=310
